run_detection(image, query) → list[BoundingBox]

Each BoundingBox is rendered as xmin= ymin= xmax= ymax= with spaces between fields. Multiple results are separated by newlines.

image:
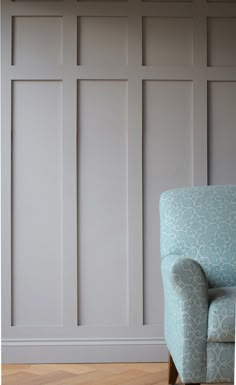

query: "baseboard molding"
xmin=2 ymin=338 xmax=168 ymax=363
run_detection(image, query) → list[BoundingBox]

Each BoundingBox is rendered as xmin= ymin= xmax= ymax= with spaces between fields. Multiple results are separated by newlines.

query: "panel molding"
xmin=3 ymin=337 xmax=165 ymax=346
xmin=2 ymin=338 xmax=168 ymax=364
xmin=61 ymin=7 xmax=78 ymax=327
xmin=127 ymin=13 xmax=143 ymax=327
xmin=2 ymin=0 xmax=236 ymax=363
xmin=192 ymin=0 xmax=208 ymax=185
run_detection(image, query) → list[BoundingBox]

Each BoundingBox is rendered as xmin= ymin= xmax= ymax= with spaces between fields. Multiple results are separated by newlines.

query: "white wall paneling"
xmin=208 ymin=82 xmax=236 ymax=185
xmin=143 ymin=81 xmax=193 ymax=326
xmin=2 ymin=0 xmax=236 ymax=363
xmin=12 ymin=81 xmax=63 ymax=326
xmin=207 ymin=17 xmax=236 ymax=66
xmin=78 ymin=17 xmax=128 ymax=65
xmin=142 ymin=17 xmax=193 ymax=66
xmin=78 ymin=80 xmax=128 ymax=326
xmin=12 ymin=16 xmax=63 ymax=66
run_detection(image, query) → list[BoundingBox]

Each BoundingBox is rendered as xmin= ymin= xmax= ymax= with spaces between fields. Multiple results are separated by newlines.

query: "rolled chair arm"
xmin=161 ymin=255 xmax=209 ymax=383
xmin=169 ymin=255 xmax=208 ymax=299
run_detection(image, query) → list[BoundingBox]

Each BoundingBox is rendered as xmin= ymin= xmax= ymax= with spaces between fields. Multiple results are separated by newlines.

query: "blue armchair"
xmin=160 ymin=185 xmax=235 ymax=384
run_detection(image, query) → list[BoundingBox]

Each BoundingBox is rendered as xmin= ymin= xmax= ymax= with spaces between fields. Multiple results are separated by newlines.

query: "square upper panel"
xmin=143 ymin=17 xmax=193 ymax=66
xmin=78 ymin=17 xmax=128 ymax=66
xmin=12 ymin=17 xmax=63 ymax=66
xmin=208 ymin=18 xmax=236 ymax=66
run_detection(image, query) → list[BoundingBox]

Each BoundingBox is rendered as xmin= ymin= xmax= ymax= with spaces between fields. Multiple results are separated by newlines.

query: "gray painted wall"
xmin=2 ymin=0 xmax=236 ymax=363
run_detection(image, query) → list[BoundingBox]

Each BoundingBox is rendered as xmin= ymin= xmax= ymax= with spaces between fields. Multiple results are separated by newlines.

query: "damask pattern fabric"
xmin=206 ymin=343 xmax=234 ymax=383
xmin=160 ymin=185 xmax=236 ymax=288
xmin=160 ymin=185 xmax=236 ymax=383
xmin=161 ymin=255 xmax=208 ymax=383
xmin=208 ymin=287 xmax=236 ymax=342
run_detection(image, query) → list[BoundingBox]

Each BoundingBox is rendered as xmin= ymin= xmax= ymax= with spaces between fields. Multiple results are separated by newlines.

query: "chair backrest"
xmin=160 ymin=185 xmax=236 ymax=288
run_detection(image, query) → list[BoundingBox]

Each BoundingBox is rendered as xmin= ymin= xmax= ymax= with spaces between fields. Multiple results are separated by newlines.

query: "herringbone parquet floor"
xmin=2 ymin=363 xmax=169 ymax=385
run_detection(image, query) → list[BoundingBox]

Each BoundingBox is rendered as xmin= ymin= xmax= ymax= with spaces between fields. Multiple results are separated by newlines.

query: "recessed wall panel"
xmin=12 ymin=81 xmax=63 ymax=326
xmin=78 ymin=80 xmax=128 ymax=326
xmin=143 ymin=81 xmax=193 ymax=325
xmin=78 ymin=17 xmax=128 ymax=65
xmin=208 ymin=82 xmax=236 ymax=185
xmin=12 ymin=17 xmax=63 ymax=66
xmin=143 ymin=17 xmax=193 ymax=66
xmin=208 ymin=18 xmax=236 ymax=66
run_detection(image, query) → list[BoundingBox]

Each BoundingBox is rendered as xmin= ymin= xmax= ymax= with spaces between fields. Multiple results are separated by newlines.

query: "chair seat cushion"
xmin=207 ymin=286 xmax=236 ymax=342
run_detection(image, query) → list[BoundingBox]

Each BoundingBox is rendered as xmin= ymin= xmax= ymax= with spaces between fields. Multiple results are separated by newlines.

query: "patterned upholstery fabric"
xmin=161 ymin=255 xmax=208 ymax=383
xmin=160 ymin=185 xmax=236 ymax=383
xmin=160 ymin=185 xmax=236 ymax=288
xmin=208 ymin=287 xmax=236 ymax=342
xmin=206 ymin=343 xmax=234 ymax=383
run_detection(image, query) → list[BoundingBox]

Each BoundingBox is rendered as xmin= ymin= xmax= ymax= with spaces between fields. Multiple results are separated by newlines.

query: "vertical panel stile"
xmin=62 ymin=1 xmax=78 ymax=326
xmin=1 ymin=0 xmax=14 ymax=331
xmin=193 ymin=0 xmax=208 ymax=186
xmin=127 ymin=7 xmax=143 ymax=327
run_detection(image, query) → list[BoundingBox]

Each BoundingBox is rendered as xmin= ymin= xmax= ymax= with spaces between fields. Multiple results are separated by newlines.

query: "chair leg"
xmin=168 ymin=353 xmax=178 ymax=385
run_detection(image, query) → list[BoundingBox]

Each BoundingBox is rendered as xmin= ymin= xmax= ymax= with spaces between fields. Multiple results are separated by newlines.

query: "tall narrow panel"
xmin=208 ymin=18 xmax=236 ymax=66
xmin=78 ymin=81 xmax=128 ymax=326
xmin=12 ymin=17 xmax=63 ymax=66
xmin=208 ymin=82 xmax=236 ymax=185
xmin=143 ymin=81 xmax=193 ymax=325
xmin=12 ymin=81 xmax=63 ymax=326
xmin=143 ymin=17 xmax=193 ymax=66
xmin=78 ymin=17 xmax=128 ymax=65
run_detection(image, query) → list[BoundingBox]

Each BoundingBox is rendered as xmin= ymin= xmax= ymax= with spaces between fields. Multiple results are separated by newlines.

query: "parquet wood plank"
xmin=26 ymin=364 xmax=95 ymax=376
xmin=2 ymin=371 xmax=39 ymax=385
xmin=2 ymin=363 xmax=169 ymax=385
xmin=1 ymin=364 xmax=31 ymax=375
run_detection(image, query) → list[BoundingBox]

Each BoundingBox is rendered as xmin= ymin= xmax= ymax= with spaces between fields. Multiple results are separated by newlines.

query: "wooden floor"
xmin=2 ymin=363 xmax=170 ymax=385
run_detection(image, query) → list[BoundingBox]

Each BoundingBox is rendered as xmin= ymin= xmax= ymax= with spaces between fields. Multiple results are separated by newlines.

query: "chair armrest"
xmin=161 ymin=255 xmax=208 ymax=383
xmin=167 ymin=255 xmax=208 ymax=298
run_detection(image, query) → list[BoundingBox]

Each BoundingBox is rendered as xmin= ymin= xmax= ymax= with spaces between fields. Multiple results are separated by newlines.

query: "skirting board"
xmin=2 ymin=338 xmax=168 ymax=363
